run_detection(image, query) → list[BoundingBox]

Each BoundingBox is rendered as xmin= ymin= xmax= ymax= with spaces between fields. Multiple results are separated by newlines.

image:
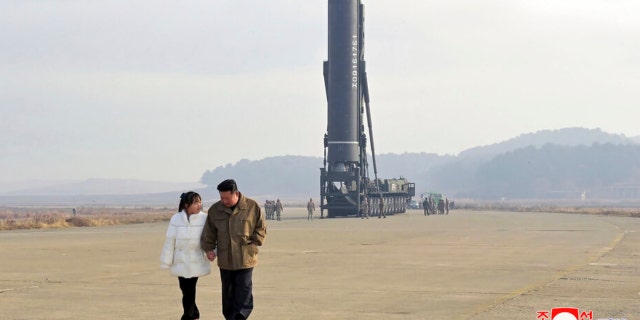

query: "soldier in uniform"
xmin=360 ymin=196 xmax=369 ymax=219
xmin=264 ymin=200 xmax=270 ymax=220
xmin=437 ymin=199 xmax=445 ymax=215
xmin=269 ymin=200 xmax=273 ymax=220
xmin=275 ymin=199 xmax=283 ymax=221
xmin=378 ymin=196 xmax=386 ymax=219
xmin=268 ymin=200 xmax=275 ymax=220
xmin=306 ymin=198 xmax=315 ymax=220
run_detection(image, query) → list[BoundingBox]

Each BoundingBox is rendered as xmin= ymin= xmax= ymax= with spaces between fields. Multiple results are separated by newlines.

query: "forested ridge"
xmin=201 ymin=128 xmax=640 ymax=200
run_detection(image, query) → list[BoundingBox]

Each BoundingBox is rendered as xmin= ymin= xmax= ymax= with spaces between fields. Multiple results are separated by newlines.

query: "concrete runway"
xmin=1 ymin=208 xmax=638 ymax=320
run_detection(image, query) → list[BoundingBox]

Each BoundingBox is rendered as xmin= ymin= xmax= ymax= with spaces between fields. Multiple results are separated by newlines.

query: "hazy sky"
xmin=2 ymin=0 xmax=639 ymax=183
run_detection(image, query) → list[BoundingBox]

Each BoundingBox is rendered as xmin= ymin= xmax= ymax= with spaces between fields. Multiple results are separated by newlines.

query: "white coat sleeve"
xmin=160 ymin=222 xmax=177 ymax=268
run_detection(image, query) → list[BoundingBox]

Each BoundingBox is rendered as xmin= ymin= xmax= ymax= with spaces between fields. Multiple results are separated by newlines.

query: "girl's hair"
xmin=178 ymin=191 xmax=201 ymax=212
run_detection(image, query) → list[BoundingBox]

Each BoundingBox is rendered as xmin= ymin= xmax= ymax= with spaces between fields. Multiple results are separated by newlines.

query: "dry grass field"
xmin=1 ymin=206 xmax=638 ymax=320
xmin=0 ymin=207 xmax=173 ymax=230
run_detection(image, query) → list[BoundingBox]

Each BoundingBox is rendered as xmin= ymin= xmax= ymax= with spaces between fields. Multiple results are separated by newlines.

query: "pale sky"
xmin=1 ymin=0 xmax=639 ymax=183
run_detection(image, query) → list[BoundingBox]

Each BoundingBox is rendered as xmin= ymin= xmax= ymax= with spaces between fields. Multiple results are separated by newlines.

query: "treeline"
xmin=201 ymin=156 xmax=319 ymax=198
xmin=199 ymin=153 xmax=451 ymax=199
xmin=432 ymin=143 xmax=640 ymax=199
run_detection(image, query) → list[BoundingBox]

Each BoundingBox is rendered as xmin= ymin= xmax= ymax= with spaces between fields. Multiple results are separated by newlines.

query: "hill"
xmin=200 ymin=128 xmax=640 ymax=201
xmin=459 ymin=127 xmax=633 ymax=160
xmin=464 ymin=143 xmax=640 ymax=199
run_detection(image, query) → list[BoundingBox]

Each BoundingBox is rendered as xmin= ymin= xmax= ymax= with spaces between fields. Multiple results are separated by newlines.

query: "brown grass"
xmin=0 ymin=207 xmax=173 ymax=231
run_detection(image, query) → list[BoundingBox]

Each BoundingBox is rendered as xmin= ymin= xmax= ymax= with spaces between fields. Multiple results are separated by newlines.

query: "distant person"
xmin=275 ymin=199 xmax=284 ymax=221
xmin=445 ymin=198 xmax=449 ymax=215
xmin=267 ymin=200 xmax=275 ymax=220
xmin=422 ymin=198 xmax=429 ymax=216
xmin=438 ymin=199 xmax=445 ymax=215
xmin=378 ymin=196 xmax=386 ymax=219
xmin=270 ymin=200 xmax=275 ymax=220
xmin=160 ymin=191 xmax=211 ymax=320
xmin=264 ymin=200 xmax=270 ymax=220
xmin=72 ymin=207 xmax=77 ymax=217
xmin=201 ymin=179 xmax=267 ymax=320
xmin=307 ymin=198 xmax=315 ymax=220
xmin=360 ymin=196 xmax=369 ymax=219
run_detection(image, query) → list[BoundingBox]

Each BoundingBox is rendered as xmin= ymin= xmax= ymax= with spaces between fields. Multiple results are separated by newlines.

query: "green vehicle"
xmin=421 ymin=192 xmax=443 ymax=202
xmin=420 ymin=192 xmax=445 ymax=214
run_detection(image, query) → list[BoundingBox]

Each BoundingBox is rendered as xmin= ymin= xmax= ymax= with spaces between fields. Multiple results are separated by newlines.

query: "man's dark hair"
xmin=217 ymin=179 xmax=238 ymax=192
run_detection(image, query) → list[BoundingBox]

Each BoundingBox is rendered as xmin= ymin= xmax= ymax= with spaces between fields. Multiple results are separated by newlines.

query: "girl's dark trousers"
xmin=178 ymin=276 xmax=200 ymax=320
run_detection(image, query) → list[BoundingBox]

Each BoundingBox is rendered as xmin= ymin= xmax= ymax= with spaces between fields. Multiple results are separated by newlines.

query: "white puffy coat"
xmin=160 ymin=211 xmax=211 ymax=278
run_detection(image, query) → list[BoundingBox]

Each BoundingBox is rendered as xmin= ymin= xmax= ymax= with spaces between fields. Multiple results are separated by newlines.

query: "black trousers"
xmin=178 ymin=276 xmax=200 ymax=320
xmin=219 ymin=268 xmax=254 ymax=320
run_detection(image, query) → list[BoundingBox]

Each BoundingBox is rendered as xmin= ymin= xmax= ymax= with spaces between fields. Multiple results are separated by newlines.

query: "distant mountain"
xmin=471 ymin=143 xmax=640 ymax=199
xmin=374 ymin=152 xmax=453 ymax=179
xmin=198 ymin=127 xmax=640 ymax=201
xmin=1 ymin=178 xmax=205 ymax=196
xmin=201 ymin=156 xmax=320 ymax=199
xmin=199 ymin=153 xmax=454 ymax=200
xmin=459 ymin=127 xmax=634 ymax=160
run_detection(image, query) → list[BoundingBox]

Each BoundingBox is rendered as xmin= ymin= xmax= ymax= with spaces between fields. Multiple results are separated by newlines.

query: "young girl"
xmin=160 ymin=191 xmax=211 ymax=320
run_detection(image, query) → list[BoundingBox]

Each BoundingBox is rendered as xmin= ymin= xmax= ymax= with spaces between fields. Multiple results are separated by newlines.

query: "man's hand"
xmin=206 ymin=250 xmax=217 ymax=261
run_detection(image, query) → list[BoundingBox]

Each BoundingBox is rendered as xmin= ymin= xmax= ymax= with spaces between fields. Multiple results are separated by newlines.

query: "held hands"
xmin=206 ymin=250 xmax=217 ymax=262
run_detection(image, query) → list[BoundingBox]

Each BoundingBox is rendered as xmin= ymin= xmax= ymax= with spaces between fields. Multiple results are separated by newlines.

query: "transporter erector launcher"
xmin=320 ymin=0 xmax=415 ymax=218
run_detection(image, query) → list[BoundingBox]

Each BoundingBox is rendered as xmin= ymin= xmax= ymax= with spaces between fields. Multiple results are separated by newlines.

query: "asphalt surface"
xmin=1 ymin=208 xmax=638 ymax=319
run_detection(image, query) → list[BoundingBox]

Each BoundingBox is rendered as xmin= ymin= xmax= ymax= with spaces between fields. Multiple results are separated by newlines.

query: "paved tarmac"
xmin=1 ymin=208 xmax=638 ymax=320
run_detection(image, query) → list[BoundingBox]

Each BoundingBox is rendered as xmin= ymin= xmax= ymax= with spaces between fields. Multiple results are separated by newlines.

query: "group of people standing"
xmin=160 ymin=179 xmax=267 ymax=320
xmin=422 ymin=197 xmax=450 ymax=216
xmin=263 ymin=199 xmax=283 ymax=221
xmin=359 ymin=195 xmax=386 ymax=219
